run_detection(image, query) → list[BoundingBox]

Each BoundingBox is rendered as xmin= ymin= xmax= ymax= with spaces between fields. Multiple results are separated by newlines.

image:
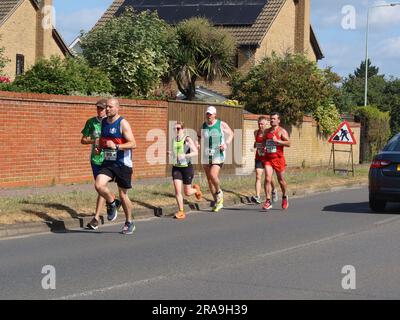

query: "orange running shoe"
xmin=174 ymin=210 xmax=186 ymax=220
xmin=193 ymin=184 xmax=203 ymax=200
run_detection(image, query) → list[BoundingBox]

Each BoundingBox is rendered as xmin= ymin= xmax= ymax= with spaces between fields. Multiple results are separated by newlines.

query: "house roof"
xmin=0 ymin=0 xmax=23 ymax=26
xmin=95 ymin=0 xmax=284 ymax=46
xmin=95 ymin=0 xmax=323 ymax=59
xmin=0 ymin=0 xmax=70 ymax=56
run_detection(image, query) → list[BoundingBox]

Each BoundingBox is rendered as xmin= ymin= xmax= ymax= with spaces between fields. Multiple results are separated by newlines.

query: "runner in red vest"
xmin=251 ymin=116 xmax=277 ymax=204
xmin=262 ymin=112 xmax=290 ymax=211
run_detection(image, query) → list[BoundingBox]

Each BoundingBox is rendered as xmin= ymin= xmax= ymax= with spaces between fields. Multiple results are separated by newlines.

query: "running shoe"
xmin=106 ymin=199 xmax=121 ymax=221
xmin=87 ymin=217 xmax=99 ymax=230
xmin=216 ymin=190 xmax=224 ymax=202
xmin=213 ymin=199 xmax=224 ymax=212
xmin=272 ymin=189 xmax=278 ymax=203
xmin=282 ymin=196 xmax=289 ymax=210
xmin=193 ymin=184 xmax=203 ymax=200
xmin=174 ymin=210 xmax=186 ymax=220
xmin=262 ymin=200 xmax=272 ymax=211
xmin=251 ymin=196 xmax=261 ymax=204
xmin=122 ymin=221 xmax=136 ymax=235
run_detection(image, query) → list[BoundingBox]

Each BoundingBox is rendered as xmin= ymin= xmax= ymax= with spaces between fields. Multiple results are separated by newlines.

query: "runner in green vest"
xmin=81 ymin=99 xmax=107 ymax=230
xmin=197 ymin=106 xmax=234 ymax=212
xmin=168 ymin=121 xmax=202 ymax=219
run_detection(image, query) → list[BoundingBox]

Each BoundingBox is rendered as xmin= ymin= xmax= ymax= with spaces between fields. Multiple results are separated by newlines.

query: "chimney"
xmin=294 ymin=0 xmax=310 ymax=55
xmin=36 ymin=0 xmax=54 ymax=59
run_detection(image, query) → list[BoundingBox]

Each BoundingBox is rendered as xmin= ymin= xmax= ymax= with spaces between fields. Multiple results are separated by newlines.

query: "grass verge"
xmin=0 ymin=164 xmax=369 ymax=225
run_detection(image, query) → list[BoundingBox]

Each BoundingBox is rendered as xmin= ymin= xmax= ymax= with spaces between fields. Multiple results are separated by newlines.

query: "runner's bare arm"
xmin=185 ymin=137 xmax=198 ymax=158
xmin=81 ymin=135 xmax=95 ymax=145
xmin=221 ymin=121 xmax=234 ymax=146
xmin=119 ymin=119 xmax=136 ymax=150
xmin=253 ymin=129 xmax=258 ymax=148
xmin=274 ymin=128 xmax=291 ymax=147
xmin=196 ymin=128 xmax=201 ymax=150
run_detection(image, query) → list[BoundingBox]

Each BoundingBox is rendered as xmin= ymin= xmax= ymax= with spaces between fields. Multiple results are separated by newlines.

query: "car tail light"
xmin=371 ymin=159 xmax=392 ymax=168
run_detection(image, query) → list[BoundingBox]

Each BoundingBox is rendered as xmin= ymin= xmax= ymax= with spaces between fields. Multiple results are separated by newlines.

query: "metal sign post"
xmin=328 ymin=121 xmax=357 ymax=177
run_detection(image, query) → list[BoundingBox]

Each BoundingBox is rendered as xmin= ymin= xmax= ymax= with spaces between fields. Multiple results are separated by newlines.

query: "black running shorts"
xmin=172 ymin=165 xmax=194 ymax=185
xmin=99 ymin=163 xmax=133 ymax=189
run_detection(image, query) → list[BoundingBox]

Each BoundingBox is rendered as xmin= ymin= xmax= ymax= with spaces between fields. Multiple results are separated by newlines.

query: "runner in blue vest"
xmin=197 ymin=106 xmax=234 ymax=212
xmin=92 ymin=98 xmax=137 ymax=235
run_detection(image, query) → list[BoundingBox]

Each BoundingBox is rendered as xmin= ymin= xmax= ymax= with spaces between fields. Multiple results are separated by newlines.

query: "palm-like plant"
xmin=171 ymin=18 xmax=236 ymax=100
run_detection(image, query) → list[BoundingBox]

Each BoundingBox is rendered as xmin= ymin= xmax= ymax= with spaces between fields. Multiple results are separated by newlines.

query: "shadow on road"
xmin=323 ymin=202 xmax=400 ymax=214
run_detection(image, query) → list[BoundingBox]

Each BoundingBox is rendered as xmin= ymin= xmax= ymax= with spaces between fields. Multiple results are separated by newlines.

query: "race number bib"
xmin=206 ymin=148 xmax=216 ymax=157
xmin=255 ymin=143 xmax=265 ymax=156
xmin=265 ymin=140 xmax=277 ymax=154
xmin=104 ymin=149 xmax=117 ymax=161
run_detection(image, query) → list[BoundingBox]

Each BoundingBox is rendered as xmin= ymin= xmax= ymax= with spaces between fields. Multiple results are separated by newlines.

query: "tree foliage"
xmin=81 ymin=8 xmax=177 ymax=97
xmin=313 ymin=102 xmax=341 ymax=136
xmin=383 ymin=78 xmax=400 ymax=135
xmin=337 ymin=60 xmax=400 ymax=136
xmin=0 ymin=37 xmax=10 ymax=76
xmin=171 ymin=17 xmax=236 ymax=100
xmin=354 ymin=105 xmax=391 ymax=161
xmin=8 ymin=56 xmax=113 ymax=95
xmin=231 ymin=53 xmax=341 ymax=128
xmin=353 ymin=59 xmax=379 ymax=79
xmin=336 ymin=60 xmax=386 ymax=112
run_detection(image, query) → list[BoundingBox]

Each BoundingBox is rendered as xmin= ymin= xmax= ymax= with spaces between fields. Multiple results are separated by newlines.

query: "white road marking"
xmin=374 ymin=217 xmax=400 ymax=226
xmin=257 ymin=233 xmax=347 ymax=258
xmin=54 ymin=276 xmax=167 ymax=300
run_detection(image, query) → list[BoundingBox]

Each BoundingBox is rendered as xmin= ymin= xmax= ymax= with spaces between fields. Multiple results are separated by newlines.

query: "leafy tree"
xmin=11 ymin=56 xmax=113 ymax=95
xmin=313 ymin=102 xmax=341 ymax=136
xmin=0 ymin=37 xmax=10 ymax=76
xmin=382 ymin=78 xmax=400 ymax=135
xmin=337 ymin=60 xmax=385 ymax=112
xmin=337 ymin=60 xmax=400 ymax=136
xmin=354 ymin=105 xmax=391 ymax=161
xmin=171 ymin=17 xmax=236 ymax=100
xmin=81 ymin=8 xmax=177 ymax=97
xmin=231 ymin=53 xmax=341 ymax=128
xmin=353 ymin=59 xmax=379 ymax=79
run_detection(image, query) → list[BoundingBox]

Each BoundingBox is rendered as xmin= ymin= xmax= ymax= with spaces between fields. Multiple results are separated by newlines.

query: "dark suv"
xmin=369 ymin=133 xmax=400 ymax=212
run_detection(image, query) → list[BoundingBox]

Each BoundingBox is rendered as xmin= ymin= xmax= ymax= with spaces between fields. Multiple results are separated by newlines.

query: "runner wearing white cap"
xmin=197 ymin=106 xmax=234 ymax=212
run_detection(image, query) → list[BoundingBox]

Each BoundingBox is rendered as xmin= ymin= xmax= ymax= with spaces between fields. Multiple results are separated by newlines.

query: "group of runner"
xmin=252 ymin=114 xmax=290 ymax=211
xmin=81 ymin=98 xmax=136 ymax=234
xmin=80 ymin=100 xmax=290 ymax=234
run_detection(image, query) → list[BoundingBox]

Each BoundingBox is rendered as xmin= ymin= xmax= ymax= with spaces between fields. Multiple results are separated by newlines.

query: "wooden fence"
xmin=168 ymin=100 xmax=244 ymax=174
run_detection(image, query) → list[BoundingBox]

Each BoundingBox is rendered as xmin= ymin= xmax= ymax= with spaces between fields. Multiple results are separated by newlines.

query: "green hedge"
xmin=0 ymin=56 xmax=113 ymax=96
xmin=354 ymin=105 xmax=391 ymax=162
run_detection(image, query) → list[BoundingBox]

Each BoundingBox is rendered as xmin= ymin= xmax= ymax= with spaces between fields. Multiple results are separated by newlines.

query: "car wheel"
xmin=369 ymin=194 xmax=387 ymax=212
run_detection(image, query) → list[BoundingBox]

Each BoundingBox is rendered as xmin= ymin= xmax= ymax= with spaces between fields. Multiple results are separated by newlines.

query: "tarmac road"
xmin=1 ymin=187 xmax=400 ymax=300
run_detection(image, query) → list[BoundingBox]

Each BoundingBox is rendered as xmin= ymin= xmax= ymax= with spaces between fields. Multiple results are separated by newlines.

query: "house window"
xmin=16 ymin=54 xmax=25 ymax=76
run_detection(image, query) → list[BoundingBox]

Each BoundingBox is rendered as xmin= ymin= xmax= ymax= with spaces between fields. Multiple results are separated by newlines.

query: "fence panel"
xmin=168 ymin=100 xmax=244 ymax=175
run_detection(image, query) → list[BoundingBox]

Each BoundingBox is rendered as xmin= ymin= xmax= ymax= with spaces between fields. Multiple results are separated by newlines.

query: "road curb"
xmin=0 ymin=183 xmax=367 ymax=239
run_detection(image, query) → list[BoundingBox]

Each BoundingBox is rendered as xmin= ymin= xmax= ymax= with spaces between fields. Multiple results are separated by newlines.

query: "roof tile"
xmin=0 ymin=0 xmax=20 ymax=25
xmin=95 ymin=0 xmax=286 ymax=46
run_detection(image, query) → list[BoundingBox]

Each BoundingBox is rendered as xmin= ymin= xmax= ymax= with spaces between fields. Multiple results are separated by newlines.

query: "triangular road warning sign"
xmin=328 ymin=121 xmax=357 ymax=145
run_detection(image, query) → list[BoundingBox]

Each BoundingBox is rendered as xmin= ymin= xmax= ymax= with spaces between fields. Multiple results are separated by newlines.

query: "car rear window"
xmin=383 ymin=134 xmax=400 ymax=151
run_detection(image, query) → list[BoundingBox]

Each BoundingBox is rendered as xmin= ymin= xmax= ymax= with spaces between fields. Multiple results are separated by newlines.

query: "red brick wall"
xmin=0 ymin=91 xmax=168 ymax=188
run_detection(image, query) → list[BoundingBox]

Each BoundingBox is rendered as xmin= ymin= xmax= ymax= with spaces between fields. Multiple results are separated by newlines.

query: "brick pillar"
xmin=36 ymin=0 xmax=54 ymax=59
xmin=294 ymin=0 xmax=310 ymax=54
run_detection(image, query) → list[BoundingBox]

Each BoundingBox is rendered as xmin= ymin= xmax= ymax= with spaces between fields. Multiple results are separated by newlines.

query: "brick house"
xmin=0 ymin=0 xmax=70 ymax=80
xmin=94 ymin=0 xmax=323 ymax=96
